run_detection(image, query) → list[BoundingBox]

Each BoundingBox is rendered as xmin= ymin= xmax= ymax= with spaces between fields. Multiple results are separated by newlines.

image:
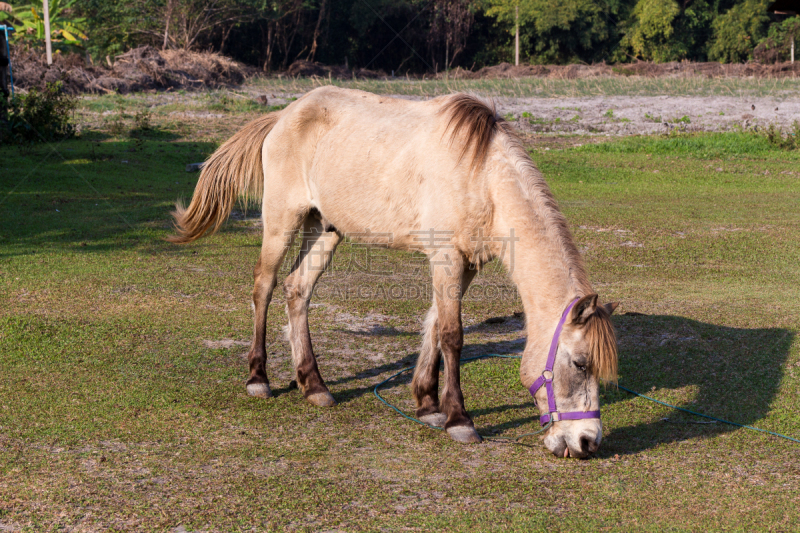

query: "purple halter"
xmin=528 ymin=297 xmax=601 ymax=426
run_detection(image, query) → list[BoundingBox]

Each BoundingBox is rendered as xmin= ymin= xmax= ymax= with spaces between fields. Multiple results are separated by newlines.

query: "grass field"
xmin=2 ymin=90 xmax=800 ymax=531
xmin=246 ymin=74 xmax=800 ymax=98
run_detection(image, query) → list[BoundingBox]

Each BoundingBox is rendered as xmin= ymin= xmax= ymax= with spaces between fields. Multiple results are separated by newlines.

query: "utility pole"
xmin=515 ymin=5 xmax=519 ymax=66
xmin=43 ymin=0 xmax=52 ymax=65
xmin=792 ymin=36 xmax=795 ymax=64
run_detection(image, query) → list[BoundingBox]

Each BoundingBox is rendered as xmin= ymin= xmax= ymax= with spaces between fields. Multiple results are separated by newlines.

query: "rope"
xmin=373 ymin=353 xmax=800 ymax=444
xmin=373 ymin=354 xmax=551 ymax=442
xmin=617 ymin=385 xmax=800 ymax=444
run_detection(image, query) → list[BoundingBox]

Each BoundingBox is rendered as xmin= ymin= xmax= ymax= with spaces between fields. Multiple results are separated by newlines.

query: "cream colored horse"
xmin=169 ymin=87 xmax=618 ymax=458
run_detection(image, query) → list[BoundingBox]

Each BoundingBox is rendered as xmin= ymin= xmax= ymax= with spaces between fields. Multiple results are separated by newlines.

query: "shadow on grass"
xmin=596 ymin=313 xmax=794 ymax=456
xmin=0 ymin=138 xmax=216 ymax=255
xmin=326 ymin=313 xmax=793 ymax=456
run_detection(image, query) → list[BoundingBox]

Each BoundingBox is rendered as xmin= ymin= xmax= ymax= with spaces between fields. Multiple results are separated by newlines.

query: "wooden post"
xmin=792 ymin=36 xmax=795 ymax=64
xmin=43 ymin=0 xmax=52 ymax=65
xmin=515 ymin=5 xmax=519 ymax=66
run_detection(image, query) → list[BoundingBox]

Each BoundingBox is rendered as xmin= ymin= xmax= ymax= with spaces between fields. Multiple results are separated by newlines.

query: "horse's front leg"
xmin=412 ymin=268 xmax=477 ymax=428
xmin=434 ymin=259 xmax=481 ymax=443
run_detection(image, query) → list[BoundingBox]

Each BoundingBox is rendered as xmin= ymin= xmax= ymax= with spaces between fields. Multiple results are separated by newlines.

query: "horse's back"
xmin=265 ymin=87 xmax=491 ymax=252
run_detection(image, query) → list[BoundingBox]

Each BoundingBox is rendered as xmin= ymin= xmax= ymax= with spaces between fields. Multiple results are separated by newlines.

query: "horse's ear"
xmin=570 ymin=294 xmax=598 ymax=325
xmin=602 ymin=302 xmax=619 ymax=315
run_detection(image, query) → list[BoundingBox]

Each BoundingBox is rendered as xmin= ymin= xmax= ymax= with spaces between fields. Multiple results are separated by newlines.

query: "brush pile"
xmin=441 ymin=61 xmax=800 ymax=79
xmin=10 ymin=45 xmax=253 ymax=94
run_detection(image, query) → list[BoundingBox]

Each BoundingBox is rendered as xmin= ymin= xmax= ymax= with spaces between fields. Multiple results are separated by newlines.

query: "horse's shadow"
xmin=596 ymin=313 xmax=794 ymax=456
xmin=326 ymin=313 xmax=794 ymax=456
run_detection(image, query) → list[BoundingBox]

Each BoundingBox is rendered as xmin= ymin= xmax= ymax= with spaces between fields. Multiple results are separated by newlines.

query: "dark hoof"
xmin=306 ymin=391 xmax=336 ymax=407
xmin=246 ymin=382 xmax=272 ymax=399
xmin=447 ymin=426 xmax=482 ymax=443
xmin=419 ymin=413 xmax=447 ymax=427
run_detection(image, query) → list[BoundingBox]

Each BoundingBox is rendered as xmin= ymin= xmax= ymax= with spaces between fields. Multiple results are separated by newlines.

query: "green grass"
xmin=2 ymin=118 xmax=800 ymax=531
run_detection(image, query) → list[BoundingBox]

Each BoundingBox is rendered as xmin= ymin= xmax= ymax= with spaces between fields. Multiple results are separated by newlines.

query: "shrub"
xmin=0 ymin=81 xmax=77 ymax=144
xmin=708 ymin=0 xmax=770 ymax=63
xmin=754 ymin=16 xmax=800 ymax=63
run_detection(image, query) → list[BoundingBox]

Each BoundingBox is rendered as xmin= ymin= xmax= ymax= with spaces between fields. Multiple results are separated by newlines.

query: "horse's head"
xmin=527 ymin=294 xmax=618 ymax=459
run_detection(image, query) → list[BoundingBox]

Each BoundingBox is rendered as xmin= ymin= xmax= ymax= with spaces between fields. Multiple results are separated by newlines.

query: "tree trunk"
xmin=282 ymin=9 xmax=302 ymax=68
xmin=43 ymin=0 xmax=52 ymax=65
xmin=264 ymin=22 xmax=274 ymax=72
xmin=163 ymin=0 xmax=174 ymax=50
xmin=308 ymin=0 xmax=328 ymax=62
xmin=515 ymin=5 xmax=519 ymax=66
xmin=220 ymin=23 xmax=234 ymax=54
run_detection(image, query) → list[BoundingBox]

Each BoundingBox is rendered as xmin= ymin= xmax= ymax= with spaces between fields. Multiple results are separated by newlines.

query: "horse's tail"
xmin=166 ymin=111 xmax=284 ymax=244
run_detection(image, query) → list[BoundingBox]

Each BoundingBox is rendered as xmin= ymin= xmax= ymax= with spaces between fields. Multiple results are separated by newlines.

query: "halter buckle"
xmin=542 ymin=370 xmax=554 ymax=381
xmin=549 ymin=411 xmax=561 ymax=422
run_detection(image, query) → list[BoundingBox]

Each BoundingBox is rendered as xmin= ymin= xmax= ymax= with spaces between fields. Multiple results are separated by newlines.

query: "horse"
xmin=168 ymin=86 xmax=618 ymax=458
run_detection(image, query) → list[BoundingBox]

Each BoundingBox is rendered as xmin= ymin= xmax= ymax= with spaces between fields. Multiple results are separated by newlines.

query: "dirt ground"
xmin=496 ymin=95 xmax=800 ymax=136
xmin=254 ymin=91 xmax=800 ymax=136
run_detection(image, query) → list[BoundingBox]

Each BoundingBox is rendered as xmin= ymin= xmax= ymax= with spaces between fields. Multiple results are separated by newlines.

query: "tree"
xmin=483 ymin=0 xmax=618 ymax=63
xmin=7 ymin=0 xmax=88 ymax=48
xmin=429 ymin=0 xmax=474 ymax=70
xmin=708 ymin=0 xmax=770 ymax=63
xmin=618 ymin=0 xmax=713 ymax=62
xmin=754 ymin=14 xmax=800 ymax=63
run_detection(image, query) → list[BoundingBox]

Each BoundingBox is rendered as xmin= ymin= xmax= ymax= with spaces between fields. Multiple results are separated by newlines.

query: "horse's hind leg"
xmin=284 ymin=215 xmax=341 ymax=407
xmin=246 ymin=219 xmax=301 ymax=398
xmin=412 ymin=268 xmax=477 ymax=428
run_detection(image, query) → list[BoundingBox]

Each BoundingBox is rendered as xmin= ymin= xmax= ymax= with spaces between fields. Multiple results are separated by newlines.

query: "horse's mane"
xmin=441 ymin=93 xmax=617 ymax=381
xmin=440 ymin=93 xmax=592 ymax=289
xmin=440 ymin=93 xmax=515 ymax=171
xmin=585 ymin=305 xmax=618 ymax=384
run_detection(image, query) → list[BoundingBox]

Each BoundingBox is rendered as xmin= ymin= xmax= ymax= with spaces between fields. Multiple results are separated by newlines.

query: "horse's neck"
xmin=512 ymin=236 xmax=583 ymax=337
xmin=491 ymin=157 xmax=592 ymax=363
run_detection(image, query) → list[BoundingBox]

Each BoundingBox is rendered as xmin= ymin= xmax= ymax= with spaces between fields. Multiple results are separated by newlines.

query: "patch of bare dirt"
xmin=202 ymin=339 xmax=249 ymax=350
xmin=495 ymin=95 xmax=800 ymax=136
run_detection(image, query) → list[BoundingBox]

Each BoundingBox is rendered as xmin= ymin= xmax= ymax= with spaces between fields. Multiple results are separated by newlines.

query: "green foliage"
xmin=9 ymin=0 xmax=88 ymax=47
xmin=760 ymin=121 xmax=800 ymax=150
xmin=482 ymin=0 xmax=619 ymax=63
xmin=754 ymin=16 xmax=800 ymax=63
xmin=620 ymin=0 xmax=679 ymax=60
xmin=708 ymin=0 xmax=770 ymax=63
xmin=56 ymin=0 xmax=800 ymax=72
xmin=1 ymin=81 xmax=77 ymax=144
xmin=577 ymin=131 xmax=781 ymax=157
xmin=618 ymin=0 xmax=712 ymax=62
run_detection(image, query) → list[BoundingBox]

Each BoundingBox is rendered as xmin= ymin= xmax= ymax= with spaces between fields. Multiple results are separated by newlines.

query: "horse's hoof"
xmin=306 ymin=391 xmax=336 ymax=407
xmin=246 ymin=382 xmax=272 ymax=398
xmin=419 ymin=413 xmax=447 ymax=427
xmin=447 ymin=426 xmax=483 ymax=443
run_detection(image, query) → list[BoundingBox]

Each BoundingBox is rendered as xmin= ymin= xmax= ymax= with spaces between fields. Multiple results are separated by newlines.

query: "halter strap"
xmin=528 ymin=297 xmax=601 ymax=426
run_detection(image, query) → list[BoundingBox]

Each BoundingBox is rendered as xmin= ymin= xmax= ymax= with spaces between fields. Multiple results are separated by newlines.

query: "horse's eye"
xmin=575 ymin=363 xmax=587 ymax=372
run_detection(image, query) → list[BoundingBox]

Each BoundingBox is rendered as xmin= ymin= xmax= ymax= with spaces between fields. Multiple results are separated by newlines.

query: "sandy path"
xmin=260 ymin=92 xmax=800 ymax=135
xmin=494 ymin=95 xmax=800 ymax=135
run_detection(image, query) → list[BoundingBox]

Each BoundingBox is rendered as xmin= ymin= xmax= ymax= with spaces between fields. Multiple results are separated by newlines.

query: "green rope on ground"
xmin=372 ymin=353 xmax=800 ymax=445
